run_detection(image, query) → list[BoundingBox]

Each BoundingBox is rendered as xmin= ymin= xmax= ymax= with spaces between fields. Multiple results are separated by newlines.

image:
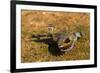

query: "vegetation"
xmin=21 ymin=10 xmax=90 ymax=63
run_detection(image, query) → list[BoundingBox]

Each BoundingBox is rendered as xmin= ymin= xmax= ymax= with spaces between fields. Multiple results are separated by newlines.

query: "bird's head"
xmin=47 ymin=24 xmax=55 ymax=34
xmin=74 ymin=31 xmax=85 ymax=40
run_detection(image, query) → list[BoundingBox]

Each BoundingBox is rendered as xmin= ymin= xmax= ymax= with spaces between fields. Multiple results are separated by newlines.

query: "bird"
xmin=31 ymin=24 xmax=85 ymax=56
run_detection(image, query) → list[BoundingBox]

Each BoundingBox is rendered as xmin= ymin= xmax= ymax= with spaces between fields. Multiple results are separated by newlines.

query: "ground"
xmin=21 ymin=10 xmax=90 ymax=63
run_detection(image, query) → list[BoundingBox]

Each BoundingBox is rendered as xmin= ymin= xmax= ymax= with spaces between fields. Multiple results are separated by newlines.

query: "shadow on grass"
xmin=31 ymin=34 xmax=64 ymax=56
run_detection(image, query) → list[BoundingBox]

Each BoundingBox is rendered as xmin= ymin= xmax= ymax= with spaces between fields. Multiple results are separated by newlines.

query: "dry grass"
xmin=21 ymin=10 xmax=90 ymax=63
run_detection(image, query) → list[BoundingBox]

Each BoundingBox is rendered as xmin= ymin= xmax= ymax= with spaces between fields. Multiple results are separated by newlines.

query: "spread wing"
xmin=31 ymin=38 xmax=53 ymax=45
xmin=54 ymin=33 xmax=75 ymax=52
xmin=31 ymin=34 xmax=50 ymax=39
xmin=31 ymin=34 xmax=54 ymax=45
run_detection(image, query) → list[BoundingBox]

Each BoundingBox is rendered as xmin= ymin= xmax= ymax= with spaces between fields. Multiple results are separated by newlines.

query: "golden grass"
xmin=21 ymin=10 xmax=90 ymax=63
